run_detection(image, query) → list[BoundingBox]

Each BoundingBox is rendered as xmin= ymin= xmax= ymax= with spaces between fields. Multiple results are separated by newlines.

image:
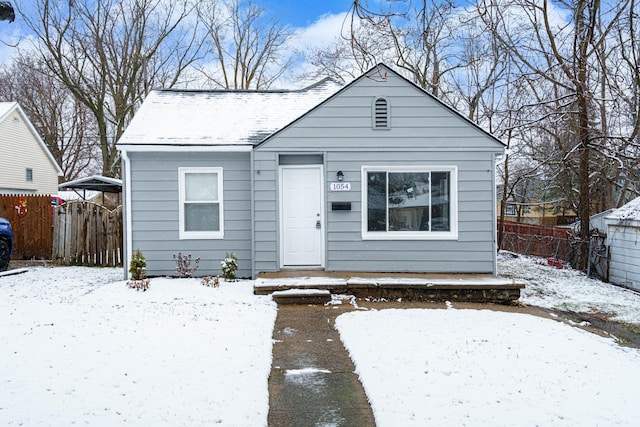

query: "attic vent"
xmin=373 ymin=97 xmax=389 ymax=129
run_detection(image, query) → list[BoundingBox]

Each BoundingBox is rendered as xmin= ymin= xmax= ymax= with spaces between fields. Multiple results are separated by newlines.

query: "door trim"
xmin=278 ymin=165 xmax=325 ymax=269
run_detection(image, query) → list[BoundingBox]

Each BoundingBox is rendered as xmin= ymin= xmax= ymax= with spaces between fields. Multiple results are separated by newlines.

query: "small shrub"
xmin=127 ymin=278 xmax=150 ymax=291
xmin=129 ymin=249 xmax=147 ymax=280
xmin=174 ymin=252 xmax=200 ymax=278
xmin=221 ymin=252 xmax=238 ymax=281
xmin=201 ymin=275 xmax=220 ymax=287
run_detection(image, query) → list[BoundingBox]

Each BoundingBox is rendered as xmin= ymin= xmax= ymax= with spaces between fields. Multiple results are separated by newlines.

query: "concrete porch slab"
xmin=255 ymin=271 xmax=525 ymax=303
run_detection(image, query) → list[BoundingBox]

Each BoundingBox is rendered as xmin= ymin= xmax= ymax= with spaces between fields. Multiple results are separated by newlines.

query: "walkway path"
xmin=268 ymin=303 xmax=376 ymax=426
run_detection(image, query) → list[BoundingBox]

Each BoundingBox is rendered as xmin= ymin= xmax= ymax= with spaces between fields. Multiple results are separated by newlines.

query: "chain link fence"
xmin=500 ymin=231 xmax=608 ymax=281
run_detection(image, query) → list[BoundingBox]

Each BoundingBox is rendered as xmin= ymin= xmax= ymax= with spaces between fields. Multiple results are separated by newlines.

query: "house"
xmin=117 ymin=64 xmax=505 ymax=279
xmin=604 ymin=197 xmax=640 ymax=290
xmin=497 ymin=198 xmax=576 ymax=226
xmin=0 ymin=102 xmax=63 ymax=195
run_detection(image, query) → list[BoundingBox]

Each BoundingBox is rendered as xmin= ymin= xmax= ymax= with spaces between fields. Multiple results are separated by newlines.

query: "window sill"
xmin=362 ymin=231 xmax=458 ymax=241
xmin=179 ymin=231 xmax=224 ymax=240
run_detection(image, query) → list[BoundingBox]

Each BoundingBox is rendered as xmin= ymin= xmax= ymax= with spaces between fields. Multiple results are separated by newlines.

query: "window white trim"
xmin=178 ymin=167 xmax=224 ymax=239
xmin=361 ymin=165 xmax=458 ymax=240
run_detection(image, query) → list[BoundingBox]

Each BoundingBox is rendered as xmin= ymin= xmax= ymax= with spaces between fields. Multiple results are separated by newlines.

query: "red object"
xmin=15 ymin=198 xmax=27 ymax=216
xmin=547 ymin=258 xmax=564 ymax=269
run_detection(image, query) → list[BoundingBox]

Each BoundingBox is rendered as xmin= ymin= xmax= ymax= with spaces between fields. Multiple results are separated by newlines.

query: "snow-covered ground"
xmin=336 ymin=254 xmax=640 ymax=427
xmin=498 ymin=251 xmax=640 ymax=324
xmin=333 ymin=253 xmax=640 ymax=426
xmin=2 ymin=254 xmax=640 ymax=426
xmin=336 ymin=308 xmax=640 ymax=426
xmin=0 ymin=267 xmax=276 ymax=426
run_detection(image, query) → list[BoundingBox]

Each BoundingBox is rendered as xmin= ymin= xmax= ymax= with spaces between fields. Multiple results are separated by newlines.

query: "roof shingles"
xmin=118 ymin=78 xmax=343 ymax=147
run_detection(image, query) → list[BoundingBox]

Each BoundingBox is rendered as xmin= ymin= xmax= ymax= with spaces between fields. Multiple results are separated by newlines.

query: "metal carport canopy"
xmin=58 ymin=175 xmax=122 ymax=203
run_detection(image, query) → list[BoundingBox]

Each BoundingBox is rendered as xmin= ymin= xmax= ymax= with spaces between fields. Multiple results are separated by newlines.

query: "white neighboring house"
xmin=605 ymin=197 xmax=640 ymax=291
xmin=0 ymin=102 xmax=63 ymax=195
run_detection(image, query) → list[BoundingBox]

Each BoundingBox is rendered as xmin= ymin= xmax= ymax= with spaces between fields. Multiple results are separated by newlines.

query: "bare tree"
xmin=302 ymin=20 xmax=394 ymax=84
xmin=0 ymin=1 xmax=14 ymax=22
xmin=197 ymin=0 xmax=294 ymax=89
xmin=606 ymin=0 xmax=640 ymax=206
xmin=0 ymin=54 xmax=99 ymax=181
xmin=344 ymin=0 xmax=460 ymax=97
xmin=477 ymin=0 xmax=632 ymax=266
xmin=19 ymin=0 xmax=203 ymax=177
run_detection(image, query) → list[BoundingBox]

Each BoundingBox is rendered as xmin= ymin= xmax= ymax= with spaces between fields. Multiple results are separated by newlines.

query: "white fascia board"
xmin=117 ymin=144 xmax=253 ymax=153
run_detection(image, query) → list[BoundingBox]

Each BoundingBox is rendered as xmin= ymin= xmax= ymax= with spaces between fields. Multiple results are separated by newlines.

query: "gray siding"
xmin=253 ymin=151 xmax=279 ymax=273
xmin=253 ymin=70 xmax=503 ymax=274
xmin=129 ymin=151 xmax=252 ymax=277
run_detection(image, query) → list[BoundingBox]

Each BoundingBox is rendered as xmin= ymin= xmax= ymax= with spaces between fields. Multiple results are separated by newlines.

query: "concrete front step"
xmin=256 ymin=275 xmax=525 ymax=303
xmin=271 ymin=289 xmax=332 ymax=305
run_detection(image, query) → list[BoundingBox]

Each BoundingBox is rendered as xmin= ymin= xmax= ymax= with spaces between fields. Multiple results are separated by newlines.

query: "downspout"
xmin=121 ymin=148 xmax=133 ymax=280
xmin=250 ymin=149 xmax=256 ymax=279
xmin=493 ymin=152 xmax=503 ymax=275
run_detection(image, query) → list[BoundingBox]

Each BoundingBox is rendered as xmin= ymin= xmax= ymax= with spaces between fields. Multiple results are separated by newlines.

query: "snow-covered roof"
xmin=607 ymin=197 xmax=640 ymax=222
xmin=0 ymin=102 xmax=17 ymax=119
xmin=117 ymin=78 xmax=343 ymax=147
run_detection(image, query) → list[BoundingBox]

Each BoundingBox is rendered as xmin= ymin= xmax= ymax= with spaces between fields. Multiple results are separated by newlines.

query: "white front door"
xmin=280 ymin=166 xmax=324 ymax=267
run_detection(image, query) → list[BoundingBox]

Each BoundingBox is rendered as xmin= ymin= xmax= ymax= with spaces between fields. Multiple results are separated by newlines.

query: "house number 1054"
xmin=330 ymin=182 xmax=351 ymax=191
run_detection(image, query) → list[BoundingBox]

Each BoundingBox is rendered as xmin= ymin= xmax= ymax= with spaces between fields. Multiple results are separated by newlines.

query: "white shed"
xmin=605 ymin=197 xmax=640 ymax=290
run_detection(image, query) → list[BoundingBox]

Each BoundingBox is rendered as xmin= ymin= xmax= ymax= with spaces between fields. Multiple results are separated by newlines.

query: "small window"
xmin=179 ymin=167 xmax=224 ymax=239
xmin=505 ymin=204 xmax=516 ymax=216
xmin=362 ymin=166 xmax=458 ymax=240
xmin=373 ymin=97 xmax=390 ymax=129
xmin=26 ymin=168 xmax=33 ymax=182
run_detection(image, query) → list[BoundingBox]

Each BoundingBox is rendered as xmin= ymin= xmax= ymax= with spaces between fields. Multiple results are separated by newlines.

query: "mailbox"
xmin=331 ymin=202 xmax=351 ymax=211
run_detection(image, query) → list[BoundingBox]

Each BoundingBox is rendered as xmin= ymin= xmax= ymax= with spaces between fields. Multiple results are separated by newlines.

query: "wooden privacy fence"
xmin=0 ymin=194 xmax=52 ymax=259
xmin=53 ymin=201 xmax=123 ymax=266
xmin=498 ymin=220 xmax=572 ymax=239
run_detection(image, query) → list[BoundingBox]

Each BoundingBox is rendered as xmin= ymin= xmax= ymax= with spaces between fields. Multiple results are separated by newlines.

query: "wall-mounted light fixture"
xmin=336 ymin=171 xmax=344 ymax=182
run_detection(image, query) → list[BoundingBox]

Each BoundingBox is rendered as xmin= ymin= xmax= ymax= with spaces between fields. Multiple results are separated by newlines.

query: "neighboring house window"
xmin=362 ymin=166 xmax=458 ymax=240
xmin=372 ymin=97 xmax=390 ymax=129
xmin=26 ymin=168 xmax=33 ymax=182
xmin=179 ymin=167 xmax=224 ymax=239
xmin=505 ymin=203 xmax=530 ymax=216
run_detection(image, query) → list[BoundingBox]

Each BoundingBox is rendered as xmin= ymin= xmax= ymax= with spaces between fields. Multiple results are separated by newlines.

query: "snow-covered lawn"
xmin=2 ymin=253 xmax=640 ymax=426
xmin=336 ymin=308 xmax=640 ymax=426
xmin=0 ymin=267 xmax=276 ymax=426
xmin=499 ymin=252 xmax=640 ymax=324
xmin=334 ymin=253 xmax=640 ymax=426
